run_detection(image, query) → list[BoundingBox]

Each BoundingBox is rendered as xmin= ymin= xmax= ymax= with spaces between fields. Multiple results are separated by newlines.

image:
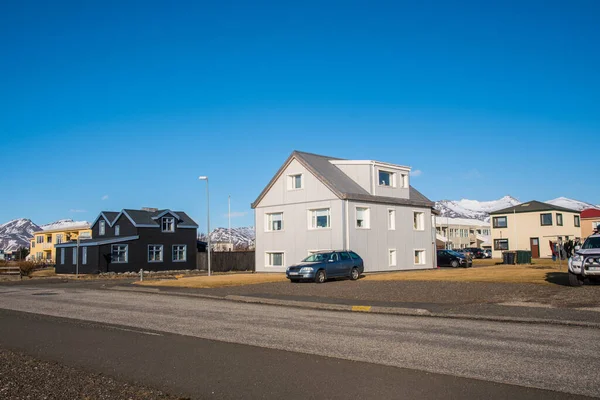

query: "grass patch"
xmin=135 ymin=273 xmax=287 ymax=288
xmin=29 ymin=268 xmax=57 ymax=278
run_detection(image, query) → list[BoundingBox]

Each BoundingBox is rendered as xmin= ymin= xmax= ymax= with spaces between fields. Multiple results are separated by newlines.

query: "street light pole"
xmin=198 ymin=176 xmax=211 ymax=276
xmin=228 ymin=195 xmax=232 ymax=251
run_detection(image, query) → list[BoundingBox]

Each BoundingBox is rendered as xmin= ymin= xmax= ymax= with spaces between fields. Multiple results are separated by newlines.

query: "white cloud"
xmin=224 ymin=211 xmax=248 ymax=218
xmin=410 ymin=169 xmax=423 ymax=177
xmin=69 ymin=209 xmax=87 ymax=213
xmin=101 ymin=195 xmax=109 ymax=201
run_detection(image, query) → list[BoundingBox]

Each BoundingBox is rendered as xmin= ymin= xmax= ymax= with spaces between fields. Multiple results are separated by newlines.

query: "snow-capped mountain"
xmin=435 ymin=196 xmax=521 ymax=222
xmin=199 ymin=227 xmax=255 ymax=249
xmin=40 ymin=219 xmax=90 ymax=231
xmin=545 ymin=197 xmax=599 ymax=211
xmin=0 ymin=219 xmax=41 ymax=252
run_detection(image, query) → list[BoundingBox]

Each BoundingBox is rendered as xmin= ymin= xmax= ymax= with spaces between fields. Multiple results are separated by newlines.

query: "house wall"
xmin=29 ymin=227 xmax=92 ymax=263
xmin=491 ymin=211 xmax=582 ymax=258
xmin=582 ymin=217 xmax=600 ymax=238
xmin=348 ymin=202 xmax=434 ymax=272
xmin=332 ymin=163 xmax=372 ymax=193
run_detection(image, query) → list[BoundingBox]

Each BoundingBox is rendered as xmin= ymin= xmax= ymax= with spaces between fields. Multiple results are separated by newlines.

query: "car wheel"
xmin=315 ymin=270 xmax=326 ymax=283
xmin=568 ymin=271 xmax=584 ymax=287
xmin=451 ymin=260 xmax=459 ymax=268
xmin=350 ymin=267 xmax=359 ymax=281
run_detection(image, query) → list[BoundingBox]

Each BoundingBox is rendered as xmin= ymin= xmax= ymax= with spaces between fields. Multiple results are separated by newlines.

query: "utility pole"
xmin=228 ymin=195 xmax=232 ymax=251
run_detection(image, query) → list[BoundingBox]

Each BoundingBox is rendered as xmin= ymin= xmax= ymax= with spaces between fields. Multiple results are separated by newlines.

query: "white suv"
xmin=568 ymin=233 xmax=600 ymax=286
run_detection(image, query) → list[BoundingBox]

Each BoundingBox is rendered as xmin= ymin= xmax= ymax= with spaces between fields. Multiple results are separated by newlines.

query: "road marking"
xmin=352 ymin=306 xmax=372 ymax=312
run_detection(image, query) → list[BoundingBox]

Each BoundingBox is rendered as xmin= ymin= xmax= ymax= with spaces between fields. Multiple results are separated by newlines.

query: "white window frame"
xmin=287 ymin=174 xmax=303 ymax=190
xmin=60 ymin=248 xmax=65 ymax=265
xmin=111 ymin=244 xmax=128 ymax=263
xmin=36 ymin=236 xmax=44 ymax=244
xmin=162 ymin=217 xmax=175 ymax=232
xmin=72 ymin=248 xmax=77 ymax=265
xmin=265 ymin=252 xmax=285 ymax=267
xmin=308 ymin=208 xmax=331 ymax=229
xmin=388 ymin=209 xmax=396 ymax=230
xmin=172 ymin=245 xmax=187 ymax=262
xmin=414 ymin=249 xmax=426 ymax=265
xmin=55 ymin=234 xmax=63 ymax=244
xmin=413 ymin=211 xmax=425 ymax=231
xmin=148 ymin=245 xmax=164 ymax=262
xmin=82 ymin=247 xmax=87 ymax=265
xmin=378 ymin=169 xmax=396 ymax=187
xmin=389 ymin=249 xmax=397 ymax=267
xmin=355 ymin=207 xmax=370 ymax=229
xmin=114 ymin=225 xmax=120 ymax=236
xmin=99 ymin=220 xmax=106 ymax=236
xmin=401 ymin=174 xmax=409 ymax=188
xmin=265 ymin=212 xmax=284 ymax=232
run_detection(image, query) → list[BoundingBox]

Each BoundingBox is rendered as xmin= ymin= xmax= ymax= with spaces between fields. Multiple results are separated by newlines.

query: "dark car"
xmin=285 ymin=251 xmax=364 ymax=283
xmin=437 ymin=250 xmax=472 ymax=268
xmin=464 ymin=247 xmax=485 ymax=259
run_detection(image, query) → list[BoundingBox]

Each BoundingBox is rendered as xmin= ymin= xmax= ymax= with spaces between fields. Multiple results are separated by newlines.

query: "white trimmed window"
xmin=111 ymin=244 xmax=128 ymax=263
xmin=378 ymin=170 xmax=395 ymax=187
xmin=265 ymin=252 xmax=284 ymax=267
xmin=99 ymin=220 xmax=105 ymax=235
xmin=413 ymin=212 xmax=424 ymax=230
xmin=36 ymin=236 xmax=44 ymax=244
xmin=55 ymin=234 xmax=63 ymax=244
xmin=266 ymin=212 xmax=283 ymax=231
xmin=82 ymin=247 xmax=87 ymax=265
xmin=72 ymin=248 xmax=77 ymax=265
xmin=173 ymin=245 xmax=187 ymax=262
xmin=356 ymin=207 xmax=370 ymax=229
xmin=388 ymin=209 xmax=395 ymax=230
xmin=401 ymin=174 xmax=409 ymax=188
xmin=389 ymin=249 xmax=397 ymax=266
xmin=162 ymin=217 xmax=175 ymax=232
xmin=115 ymin=225 xmax=120 ymax=236
xmin=60 ymin=248 xmax=65 ymax=265
xmin=148 ymin=245 xmax=163 ymax=262
xmin=309 ymin=208 xmax=330 ymax=229
xmin=288 ymin=174 xmax=303 ymax=190
xmin=414 ymin=250 xmax=425 ymax=265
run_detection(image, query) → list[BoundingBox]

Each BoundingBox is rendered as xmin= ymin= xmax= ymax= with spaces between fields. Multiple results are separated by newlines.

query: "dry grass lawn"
xmin=136 ymin=273 xmax=287 ymax=288
xmin=29 ymin=268 xmax=57 ymax=278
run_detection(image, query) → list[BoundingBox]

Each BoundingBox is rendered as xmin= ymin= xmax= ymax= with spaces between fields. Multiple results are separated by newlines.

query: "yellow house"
xmin=490 ymin=201 xmax=581 ymax=259
xmin=29 ymin=222 xmax=91 ymax=263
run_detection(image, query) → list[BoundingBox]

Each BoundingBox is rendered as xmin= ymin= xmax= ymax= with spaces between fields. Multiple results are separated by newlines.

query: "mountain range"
xmin=0 ymin=219 xmax=89 ymax=252
xmin=199 ymin=227 xmax=256 ymax=249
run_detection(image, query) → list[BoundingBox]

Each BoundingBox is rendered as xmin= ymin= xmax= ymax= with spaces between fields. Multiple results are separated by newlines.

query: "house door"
xmin=530 ymin=238 xmax=540 ymax=258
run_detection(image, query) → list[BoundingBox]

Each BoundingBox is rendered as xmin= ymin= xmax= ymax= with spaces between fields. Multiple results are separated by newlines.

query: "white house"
xmin=251 ymin=151 xmax=437 ymax=273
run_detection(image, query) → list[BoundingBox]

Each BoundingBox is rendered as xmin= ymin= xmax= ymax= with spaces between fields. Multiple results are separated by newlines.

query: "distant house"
xmin=0 ymin=249 xmax=4 ymax=261
xmin=29 ymin=222 xmax=91 ymax=263
xmin=251 ymin=151 xmax=437 ymax=273
xmin=490 ymin=201 xmax=581 ymax=259
xmin=581 ymin=208 xmax=600 ymax=238
xmin=435 ymin=217 xmax=491 ymax=250
xmin=55 ymin=208 xmax=198 ymax=273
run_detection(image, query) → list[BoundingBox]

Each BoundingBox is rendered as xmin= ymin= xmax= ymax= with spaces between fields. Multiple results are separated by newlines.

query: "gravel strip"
xmin=0 ymin=347 xmax=184 ymax=400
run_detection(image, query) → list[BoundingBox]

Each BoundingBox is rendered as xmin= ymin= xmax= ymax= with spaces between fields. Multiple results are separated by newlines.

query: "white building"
xmin=435 ymin=217 xmax=491 ymax=249
xmin=251 ymin=151 xmax=437 ymax=272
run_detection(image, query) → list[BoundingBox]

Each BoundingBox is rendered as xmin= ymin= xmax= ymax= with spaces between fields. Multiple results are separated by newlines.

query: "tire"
xmin=451 ymin=260 xmax=459 ymax=268
xmin=350 ymin=267 xmax=359 ymax=281
xmin=315 ymin=269 xmax=326 ymax=283
xmin=568 ymin=271 xmax=584 ymax=287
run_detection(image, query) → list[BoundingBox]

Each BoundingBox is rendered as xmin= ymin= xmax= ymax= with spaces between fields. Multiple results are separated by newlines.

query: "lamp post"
xmin=198 ymin=176 xmax=211 ymax=276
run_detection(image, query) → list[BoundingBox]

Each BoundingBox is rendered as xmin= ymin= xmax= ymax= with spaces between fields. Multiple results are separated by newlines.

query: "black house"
xmin=55 ymin=208 xmax=198 ymax=274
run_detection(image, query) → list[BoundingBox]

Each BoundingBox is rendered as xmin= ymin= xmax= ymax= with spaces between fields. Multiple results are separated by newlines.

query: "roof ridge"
xmin=293 ymin=150 xmax=345 ymax=161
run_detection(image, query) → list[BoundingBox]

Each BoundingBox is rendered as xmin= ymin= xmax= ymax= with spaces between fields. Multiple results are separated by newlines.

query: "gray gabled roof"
xmin=251 ymin=151 xmax=434 ymax=209
xmin=490 ymin=200 xmax=580 ymax=215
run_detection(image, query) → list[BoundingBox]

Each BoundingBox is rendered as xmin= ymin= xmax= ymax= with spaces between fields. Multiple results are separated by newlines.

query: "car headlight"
xmin=572 ymin=255 xmax=582 ymax=262
xmin=300 ymin=267 xmax=314 ymax=273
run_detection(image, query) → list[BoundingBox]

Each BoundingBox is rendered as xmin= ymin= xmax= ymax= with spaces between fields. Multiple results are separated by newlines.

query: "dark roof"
xmin=102 ymin=211 xmax=119 ymax=222
xmin=93 ymin=209 xmax=198 ymax=228
xmin=490 ymin=200 xmax=580 ymax=215
xmin=252 ymin=151 xmax=434 ymax=209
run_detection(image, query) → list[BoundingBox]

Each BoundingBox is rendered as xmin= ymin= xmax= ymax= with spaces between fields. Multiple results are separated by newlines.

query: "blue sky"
xmin=1 ymin=0 xmax=598 ymax=230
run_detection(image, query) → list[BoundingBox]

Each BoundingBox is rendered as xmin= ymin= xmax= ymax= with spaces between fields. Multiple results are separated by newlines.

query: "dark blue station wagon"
xmin=285 ymin=250 xmax=365 ymax=283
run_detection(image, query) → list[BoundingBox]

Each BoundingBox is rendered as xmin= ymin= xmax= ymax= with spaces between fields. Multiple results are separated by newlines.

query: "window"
xmin=99 ymin=220 xmax=106 ymax=236
xmin=148 ymin=245 xmax=163 ymax=262
xmin=82 ymin=247 xmax=87 ymax=265
xmin=494 ymin=239 xmax=509 ymax=251
xmin=540 ymin=213 xmax=553 ymax=226
xmin=340 ymin=252 xmax=351 ymax=261
xmin=173 ymin=245 xmax=187 ymax=262
xmin=111 ymin=244 xmax=128 ymax=263
xmin=115 ymin=225 xmax=120 ymax=236
xmin=72 ymin=248 xmax=77 ymax=265
xmin=414 ymin=250 xmax=425 ymax=265
xmin=401 ymin=174 xmax=408 ymax=188
xmin=574 ymin=215 xmax=581 ymax=227
xmin=413 ymin=212 xmax=424 ymax=230
xmin=55 ymin=234 xmax=63 ymax=244
xmin=266 ymin=252 xmax=284 ymax=267
xmin=349 ymin=251 xmax=361 ymax=260
xmin=60 ymin=248 xmax=65 ymax=264
xmin=288 ymin=174 xmax=303 ymax=190
xmin=388 ymin=209 xmax=396 ymax=230
xmin=389 ymin=249 xmax=397 ymax=266
xmin=32 ymin=241 xmax=35 ymax=248
xmin=556 ymin=213 xmax=563 ymax=226
xmin=46 ymin=235 xmax=52 ymax=243
xmin=309 ymin=208 xmax=330 ymax=229
xmin=266 ymin=212 xmax=283 ymax=231
xmin=378 ymin=170 xmax=394 ymax=186
xmin=36 ymin=236 xmax=44 ymax=244
xmin=356 ymin=207 xmax=370 ymax=229
xmin=162 ymin=217 xmax=175 ymax=232
xmin=493 ymin=216 xmax=507 ymax=228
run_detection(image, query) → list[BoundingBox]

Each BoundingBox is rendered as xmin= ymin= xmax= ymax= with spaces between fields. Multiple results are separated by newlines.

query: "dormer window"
xmin=115 ymin=225 xmax=120 ymax=236
xmin=288 ymin=174 xmax=303 ymax=190
xmin=99 ymin=220 xmax=105 ymax=236
xmin=162 ymin=217 xmax=175 ymax=232
xmin=378 ymin=170 xmax=395 ymax=187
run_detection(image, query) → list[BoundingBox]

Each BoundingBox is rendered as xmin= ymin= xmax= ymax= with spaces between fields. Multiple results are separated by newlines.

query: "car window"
xmin=302 ymin=253 xmax=332 ymax=262
xmin=582 ymin=237 xmax=600 ymax=249
xmin=329 ymin=253 xmax=339 ymax=262
xmin=340 ymin=252 xmax=351 ymax=260
xmin=349 ymin=251 xmax=361 ymax=260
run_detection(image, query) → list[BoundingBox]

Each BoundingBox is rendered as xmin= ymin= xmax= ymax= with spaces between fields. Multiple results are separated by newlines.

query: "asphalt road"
xmin=0 ymin=285 xmax=598 ymax=399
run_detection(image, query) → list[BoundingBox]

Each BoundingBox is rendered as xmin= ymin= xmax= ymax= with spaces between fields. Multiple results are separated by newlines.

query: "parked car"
xmin=464 ymin=247 xmax=485 ymax=259
xmin=285 ymin=251 xmax=364 ymax=283
xmin=568 ymin=234 xmax=600 ymax=286
xmin=437 ymin=250 xmax=472 ymax=268
xmin=483 ymin=249 xmax=492 ymax=258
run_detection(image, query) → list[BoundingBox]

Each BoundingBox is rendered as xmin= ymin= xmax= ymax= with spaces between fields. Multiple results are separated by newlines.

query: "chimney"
xmin=142 ymin=207 xmax=159 ymax=212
